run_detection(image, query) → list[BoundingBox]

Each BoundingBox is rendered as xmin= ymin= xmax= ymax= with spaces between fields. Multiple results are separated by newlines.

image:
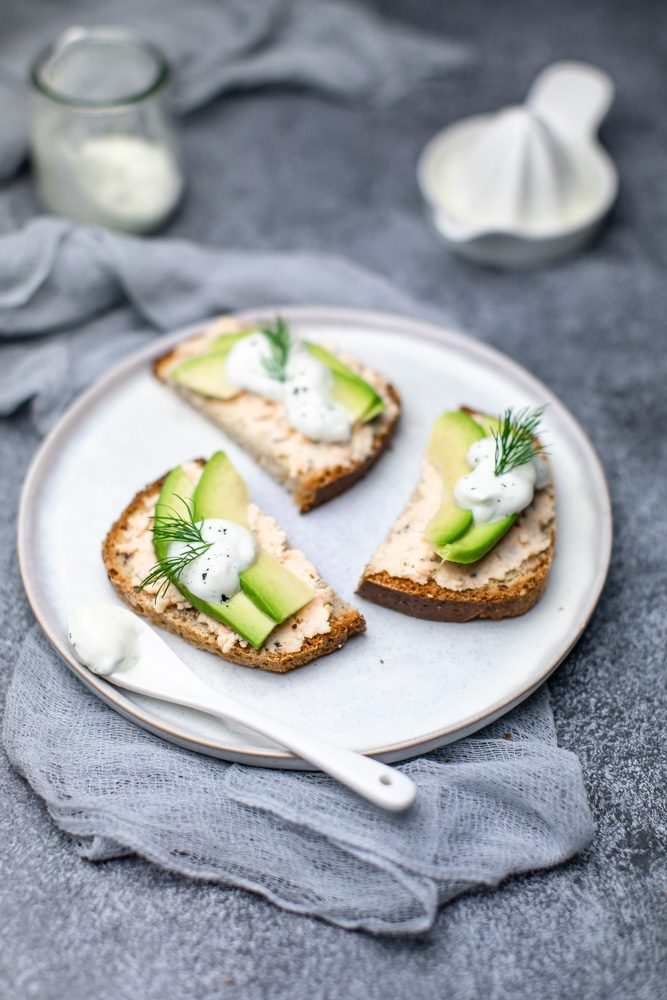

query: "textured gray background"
xmin=1 ymin=1 xmax=665 ymax=998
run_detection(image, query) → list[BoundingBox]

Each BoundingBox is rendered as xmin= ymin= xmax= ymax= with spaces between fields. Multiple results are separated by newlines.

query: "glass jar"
xmin=30 ymin=26 xmax=184 ymax=233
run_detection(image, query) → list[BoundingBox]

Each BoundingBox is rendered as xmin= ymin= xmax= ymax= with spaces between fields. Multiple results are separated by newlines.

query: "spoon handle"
xmin=114 ymin=670 xmax=417 ymax=812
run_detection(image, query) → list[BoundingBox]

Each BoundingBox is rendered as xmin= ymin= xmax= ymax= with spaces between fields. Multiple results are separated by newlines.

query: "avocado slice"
xmin=239 ymin=548 xmax=315 ymax=623
xmin=424 ymin=412 xmax=486 ymax=551
xmin=191 ymin=450 xmax=250 ymax=526
xmin=437 ymin=515 xmax=517 ymax=564
xmin=154 ymin=465 xmax=276 ymax=649
xmin=207 ymin=331 xmax=255 ymax=353
xmin=428 ymin=412 xmax=519 ymax=565
xmin=192 ymin=451 xmax=315 ymax=623
xmin=305 ymin=342 xmax=385 ymax=422
xmin=170 ymin=350 xmax=239 ymax=399
xmin=153 ymin=465 xmax=197 ymax=565
xmin=170 ymin=331 xmax=258 ymax=397
xmin=475 ymin=414 xmax=500 ymax=437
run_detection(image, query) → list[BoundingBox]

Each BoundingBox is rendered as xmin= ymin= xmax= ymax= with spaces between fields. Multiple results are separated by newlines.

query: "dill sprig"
xmin=493 ymin=406 xmax=547 ymax=476
xmin=134 ymin=496 xmax=212 ymax=602
xmin=259 ymin=316 xmax=292 ymax=382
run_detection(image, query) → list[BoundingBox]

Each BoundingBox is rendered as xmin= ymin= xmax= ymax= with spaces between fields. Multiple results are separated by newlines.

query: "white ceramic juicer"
xmin=418 ymin=61 xmax=618 ymax=268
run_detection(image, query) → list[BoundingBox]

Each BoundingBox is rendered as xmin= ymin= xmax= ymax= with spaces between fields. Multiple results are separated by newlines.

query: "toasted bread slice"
xmin=103 ymin=461 xmax=365 ymax=672
xmin=356 ymin=425 xmax=556 ymax=622
xmin=153 ymin=316 xmax=400 ymax=512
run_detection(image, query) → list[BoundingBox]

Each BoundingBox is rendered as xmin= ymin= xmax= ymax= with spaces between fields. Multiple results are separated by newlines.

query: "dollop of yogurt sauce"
xmin=454 ymin=436 xmax=550 ymax=524
xmin=168 ymin=518 xmax=258 ymax=604
xmin=67 ymin=603 xmax=144 ymax=676
xmin=225 ymin=333 xmax=352 ymax=443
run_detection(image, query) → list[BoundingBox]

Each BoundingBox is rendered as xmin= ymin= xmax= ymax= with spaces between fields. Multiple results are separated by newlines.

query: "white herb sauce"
xmin=225 ymin=333 xmax=352 ymax=443
xmin=67 ymin=603 xmax=143 ymax=676
xmin=168 ymin=518 xmax=258 ymax=604
xmin=454 ymin=436 xmax=550 ymax=524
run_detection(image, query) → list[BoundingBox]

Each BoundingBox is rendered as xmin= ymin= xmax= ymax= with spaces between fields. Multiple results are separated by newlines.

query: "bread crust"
xmin=356 ymin=539 xmax=554 ymax=622
xmin=102 ymin=468 xmax=365 ymax=672
xmin=153 ymin=329 xmax=400 ymax=513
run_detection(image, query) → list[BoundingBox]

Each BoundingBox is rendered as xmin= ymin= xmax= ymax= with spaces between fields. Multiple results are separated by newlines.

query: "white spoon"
xmin=67 ymin=603 xmax=417 ymax=812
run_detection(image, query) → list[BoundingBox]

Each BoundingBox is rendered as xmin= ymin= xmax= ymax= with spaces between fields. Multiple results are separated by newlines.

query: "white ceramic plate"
xmin=18 ymin=307 xmax=611 ymax=767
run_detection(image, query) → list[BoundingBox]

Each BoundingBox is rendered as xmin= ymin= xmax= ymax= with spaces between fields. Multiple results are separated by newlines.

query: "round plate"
xmin=18 ymin=307 xmax=612 ymax=767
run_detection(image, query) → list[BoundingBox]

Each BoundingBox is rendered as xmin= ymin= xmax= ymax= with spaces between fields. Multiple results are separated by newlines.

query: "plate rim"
xmin=17 ymin=305 xmax=613 ymax=766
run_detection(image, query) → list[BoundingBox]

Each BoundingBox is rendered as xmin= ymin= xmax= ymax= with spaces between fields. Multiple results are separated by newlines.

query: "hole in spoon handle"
xmin=341 ymin=754 xmax=417 ymax=811
xmin=272 ymin=727 xmax=417 ymax=811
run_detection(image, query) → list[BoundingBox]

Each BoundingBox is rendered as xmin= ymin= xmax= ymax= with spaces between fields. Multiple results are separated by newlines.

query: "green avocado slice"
xmin=427 ymin=412 xmax=519 ymax=565
xmin=154 ymin=465 xmax=276 ymax=649
xmin=153 ymin=466 xmax=196 ymax=565
xmin=169 ymin=331 xmax=257 ymax=397
xmin=239 ymin=549 xmax=315 ymax=623
xmin=436 ymin=515 xmax=517 ymax=564
xmin=169 ymin=350 xmax=239 ymax=399
xmin=192 ymin=451 xmax=315 ymax=623
xmin=304 ymin=342 xmax=385 ymax=423
xmin=424 ymin=412 xmax=486 ymax=550
xmin=170 ymin=330 xmax=385 ymax=425
xmin=191 ymin=451 xmax=250 ymax=526
xmin=207 ymin=331 xmax=255 ymax=353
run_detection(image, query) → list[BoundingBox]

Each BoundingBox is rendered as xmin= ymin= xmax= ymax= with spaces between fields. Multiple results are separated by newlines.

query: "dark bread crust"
xmin=356 ymin=539 xmax=554 ymax=622
xmin=153 ymin=338 xmax=400 ymax=513
xmin=102 ymin=468 xmax=366 ymax=673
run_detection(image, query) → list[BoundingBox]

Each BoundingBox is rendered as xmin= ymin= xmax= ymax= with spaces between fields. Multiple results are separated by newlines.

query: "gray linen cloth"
xmin=0 ymin=0 xmax=469 ymax=181
xmin=0 ymin=217 xmax=435 ymax=431
xmin=0 ymin=217 xmax=594 ymax=933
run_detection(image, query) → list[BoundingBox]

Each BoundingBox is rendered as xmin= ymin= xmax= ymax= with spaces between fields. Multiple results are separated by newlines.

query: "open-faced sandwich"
xmin=153 ymin=315 xmax=400 ymax=512
xmin=103 ymin=451 xmax=365 ymax=671
xmin=357 ymin=407 xmax=555 ymax=621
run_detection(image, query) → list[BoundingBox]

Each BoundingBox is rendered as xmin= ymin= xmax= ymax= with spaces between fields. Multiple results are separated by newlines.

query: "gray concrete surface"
xmin=1 ymin=1 xmax=665 ymax=997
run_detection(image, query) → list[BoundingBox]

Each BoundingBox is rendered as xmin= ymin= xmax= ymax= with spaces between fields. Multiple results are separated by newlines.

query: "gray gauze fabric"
xmin=3 ymin=627 xmax=594 ymax=935
xmin=0 ymin=216 xmax=437 ymax=432
xmin=0 ymin=215 xmax=594 ymax=933
xmin=0 ymin=0 xmax=469 ymax=181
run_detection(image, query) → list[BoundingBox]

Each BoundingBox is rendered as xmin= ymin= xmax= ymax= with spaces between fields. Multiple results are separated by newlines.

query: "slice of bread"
xmin=356 ymin=422 xmax=556 ymax=622
xmin=103 ymin=461 xmax=365 ymax=672
xmin=153 ymin=316 xmax=401 ymax=512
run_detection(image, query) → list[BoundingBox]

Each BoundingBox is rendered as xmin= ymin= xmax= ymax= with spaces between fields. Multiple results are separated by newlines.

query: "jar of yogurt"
xmin=29 ymin=26 xmax=184 ymax=233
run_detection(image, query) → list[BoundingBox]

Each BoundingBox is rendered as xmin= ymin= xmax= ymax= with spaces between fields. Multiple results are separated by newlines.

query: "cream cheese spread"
xmin=225 ymin=333 xmax=352 ymax=443
xmin=365 ymin=460 xmax=555 ymax=591
xmin=454 ymin=436 xmax=551 ymax=524
xmin=68 ymin=603 xmax=143 ymax=675
xmin=168 ymin=518 xmax=258 ymax=604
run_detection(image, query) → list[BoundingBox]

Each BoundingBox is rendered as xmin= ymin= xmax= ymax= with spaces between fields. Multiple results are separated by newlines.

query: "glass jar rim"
xmin=30 ymin=25 xmax=170 ymax=108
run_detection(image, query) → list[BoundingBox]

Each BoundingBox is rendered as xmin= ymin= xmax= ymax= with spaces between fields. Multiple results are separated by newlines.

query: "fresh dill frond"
xmin=151 ymin=496 xmax=205 ymax=548
xmin=259 ymin=316 xmax=292 ymax=382
xmin=134 ymin=495 xmax=212 ymax=602
xmin=493 ymin=406 xmax=547 ymax=476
